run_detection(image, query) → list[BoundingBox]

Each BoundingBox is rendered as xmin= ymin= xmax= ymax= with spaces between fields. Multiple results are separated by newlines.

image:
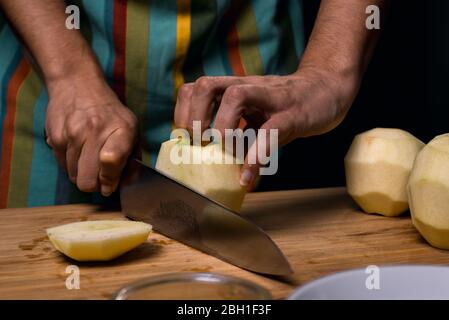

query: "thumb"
xmin=99 ymin=128 xmax=135 ymax=196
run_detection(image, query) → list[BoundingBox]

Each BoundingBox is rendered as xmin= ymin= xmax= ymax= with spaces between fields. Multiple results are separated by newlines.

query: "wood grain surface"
xmin=1 ymin=187 xmax=448 ymax=300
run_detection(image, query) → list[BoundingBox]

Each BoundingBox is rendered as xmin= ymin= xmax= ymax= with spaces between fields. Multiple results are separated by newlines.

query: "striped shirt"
xmin=0 ymin=0 xmax=305 ymax=208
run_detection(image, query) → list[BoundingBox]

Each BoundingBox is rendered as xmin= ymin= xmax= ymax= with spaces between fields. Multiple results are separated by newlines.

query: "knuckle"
xmin=178 ymin=84 xmax=193 ymax=100
xmin=68 ymin=113 xmax=104 ymax=135
xmin=195 ymin=76 xmax=214 ymax=92
xmin=126 ymin=113 xmax=138 ymax=129
xmin=124 ymin=121 xmax=138 ymax=135
xmin=66 ymin=122 xmax=83 ymax=141
xmin=118 ymin=123 xmax=137 ymax=141
xmin=223 ymin=85 xmax=245 ymax=103
xmin=49 ymin=133 xmax=66 ymax=150
xmin=86 ymin=115 xmax=103 ymax=133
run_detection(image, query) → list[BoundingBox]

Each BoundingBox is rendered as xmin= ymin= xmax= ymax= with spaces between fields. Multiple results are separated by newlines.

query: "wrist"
xmin=289 ymin=63 xmax=361 ymax=137
xmin=296 ymin=60 xmax=361 ymax=85
xmin=46 ymin=72 xmax=120 ymax=114
xmin=46 ymin=62 xmax=112 ymax=100
xmin=44 ymin=43 xmax=107 ymax=96
xmin=294 ymin=63 xmax=361 ymax=102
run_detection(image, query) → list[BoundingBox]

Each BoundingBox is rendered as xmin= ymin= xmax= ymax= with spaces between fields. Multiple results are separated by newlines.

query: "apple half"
xmin=47 ymin=220 xmax=152 ymax=261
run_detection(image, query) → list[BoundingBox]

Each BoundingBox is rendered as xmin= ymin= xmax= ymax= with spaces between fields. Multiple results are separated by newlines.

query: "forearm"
xmin=298 ymin=0 xmax=386 ymax=83
xmin=0 ymin=0 xmax=138 ymax=196
xmin=0 ymin=0 xmax=103 ymax=92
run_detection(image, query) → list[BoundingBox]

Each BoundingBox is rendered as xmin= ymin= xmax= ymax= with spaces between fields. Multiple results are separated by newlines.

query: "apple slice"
xmin=345 ymin=128 xmax=424 ymax=216
xmin=408 ymin=133 xmax=449 ymax=249
xmin=47 ymin=220 xmax=152 ymax=261
xmin=156 ymin=139 xmax=246 ymax=212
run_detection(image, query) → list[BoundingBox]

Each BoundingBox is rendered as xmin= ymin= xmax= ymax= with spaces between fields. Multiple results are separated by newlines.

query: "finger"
xmin=66 ymin=140 xmax=84 ymax=183
xmin=174 ymin=83 xmax=194 ymax=129
xmin=45 ymin=114 xmax=67 ymax=151
xmin=189 ymin=76 xmax=244 ymax=131
xmin=214 ymin=85 xmax=271 ymax=135
xmin=53 ymin=150 xmax=68 ymax=172
xmin=76 ymin=138 xmax=102 ymax=193
xmin=46 ymin=123 xmax=69 ymax=171
xmin=46 ymin=109 xmax=73 ymax=173
xmin=99 ymin=128 xmax=135 ymax=196
xmin=64 ymin=117 xmax=91 ymax=183
xmin=48 ymin=134 xmax=68 ymax=172
xmin=240 ymin=114 xmax=295 ymax=189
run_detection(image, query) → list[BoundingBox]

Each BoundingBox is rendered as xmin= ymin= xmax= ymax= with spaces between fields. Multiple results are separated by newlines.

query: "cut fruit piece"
xmin=344 ymin=128 xmax=425 ymax=216
xmin=408 ymin=133 xmax=449 ymax=249
xmin=46 ymin=220 xmax=152 ymax=261
xmin=155 ymin=139 xmax=246 ymax=212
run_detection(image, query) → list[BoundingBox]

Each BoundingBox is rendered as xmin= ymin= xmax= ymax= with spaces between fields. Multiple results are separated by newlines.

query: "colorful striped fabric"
xmin=0 ymin=0 xmax=305 ymax=208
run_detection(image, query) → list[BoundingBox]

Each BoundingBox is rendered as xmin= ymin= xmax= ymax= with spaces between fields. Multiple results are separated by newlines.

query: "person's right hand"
xmin=45 ymin=75 xmax=138 ymax=197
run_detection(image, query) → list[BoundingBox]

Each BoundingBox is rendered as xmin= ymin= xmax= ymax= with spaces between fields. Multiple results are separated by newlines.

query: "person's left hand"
xmin=174 ymin=67 xmax=360 ymax=189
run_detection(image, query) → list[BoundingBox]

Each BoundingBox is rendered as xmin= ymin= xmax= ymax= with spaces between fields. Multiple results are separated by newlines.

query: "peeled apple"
xmin=155 ymin=139 xmax=246 ymax=212
xmin=344 ymin=128 xmax=425 ymax=216
xmin=408 ymin=134 xmax=449 ymax=249
xmin=46 ymin=220 xmax=152 ymax=261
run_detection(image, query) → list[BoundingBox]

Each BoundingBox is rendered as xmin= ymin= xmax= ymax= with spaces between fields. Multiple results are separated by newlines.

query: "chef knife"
xmin=120 ymin=159 xmax=293 ymax=276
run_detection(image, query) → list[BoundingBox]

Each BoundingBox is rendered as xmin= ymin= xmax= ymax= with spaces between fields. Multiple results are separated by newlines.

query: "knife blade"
xmin=120 ymin=159 xmax=293 ymax=276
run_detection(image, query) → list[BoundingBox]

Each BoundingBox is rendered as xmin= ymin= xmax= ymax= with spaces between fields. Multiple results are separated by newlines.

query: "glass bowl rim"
xmin=112 ymin=272 xmax=273 ymax=300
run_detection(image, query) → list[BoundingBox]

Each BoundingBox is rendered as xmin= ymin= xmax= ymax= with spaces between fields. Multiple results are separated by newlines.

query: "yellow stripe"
xmin=125 ymin=1 xmax=150 ymax=119
xmin=8 ymin=67 xmax=42 ymax=206
xmin=235 ymin=3 xmax=264 ymax=75
xmin=125 ymin=2 xmax=152 ymax=166
xmin=174 ymin=0 xmax=191 ymax=96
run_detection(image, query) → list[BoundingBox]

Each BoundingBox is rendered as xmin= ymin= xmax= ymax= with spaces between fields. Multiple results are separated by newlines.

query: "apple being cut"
xmin=155 ymin=139 xmax=247 ymax=212
xmin=408 ymin=134 xmax=449 ymax=249
xmin=345 ymin=128 xmax=425 ymax=216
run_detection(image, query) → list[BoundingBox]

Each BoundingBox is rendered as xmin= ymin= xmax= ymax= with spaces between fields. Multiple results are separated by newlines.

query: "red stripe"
xmin=227 ymin=24 xmax=246 ymax=77
xmin=0 ymin=58 xmax=31 ymax=208
xmin=228 ymin=27 xmax=247 ymax=128
xmin=224 ymin=1 xmax=246 ymax=77
xmin=224 ymin=2 xmax=246 ymax=127
xmin=112 ymin=0 xmax=127 ymax=103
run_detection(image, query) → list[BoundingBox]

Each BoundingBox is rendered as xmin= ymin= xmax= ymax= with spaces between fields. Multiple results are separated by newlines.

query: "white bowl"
xmin=289 ymin=265 xmax=449 ymax=300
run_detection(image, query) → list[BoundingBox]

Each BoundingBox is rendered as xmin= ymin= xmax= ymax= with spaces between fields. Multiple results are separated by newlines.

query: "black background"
xmin=258 ymin=0 xmax=449 ymax=192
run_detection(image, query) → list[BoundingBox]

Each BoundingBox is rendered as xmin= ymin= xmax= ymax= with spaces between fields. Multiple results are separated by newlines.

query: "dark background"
xmin=258 ymin=0 xmax=449 ymax=191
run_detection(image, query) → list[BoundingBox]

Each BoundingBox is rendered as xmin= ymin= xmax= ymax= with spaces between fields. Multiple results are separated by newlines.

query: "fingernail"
xmin=240 ymin=169 xmax=253 ymax=186
xmin=101 ymin=185 xmax=113 ymax=197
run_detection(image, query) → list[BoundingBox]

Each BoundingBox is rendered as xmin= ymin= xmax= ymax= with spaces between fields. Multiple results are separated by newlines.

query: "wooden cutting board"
xmin=1 ymin=187 xmax=448 ymax=299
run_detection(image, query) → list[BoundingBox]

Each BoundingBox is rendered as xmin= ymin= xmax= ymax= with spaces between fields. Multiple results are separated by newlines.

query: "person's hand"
xmin=174 ymin=67 xmax=359 ymax=189
xmin=45 ymin=75 xmax=138 ymax=196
